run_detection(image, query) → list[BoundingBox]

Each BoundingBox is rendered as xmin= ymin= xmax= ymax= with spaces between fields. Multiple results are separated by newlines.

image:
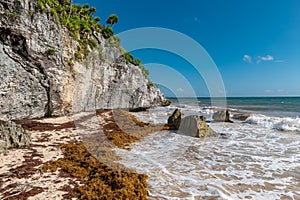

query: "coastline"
xmin=1 ymin=98 xmax=300 ymax=199
xmin=117 ymin=102 xmax=300 ymax=199
xmin=0 ymin=110 xmax=164 ymax=199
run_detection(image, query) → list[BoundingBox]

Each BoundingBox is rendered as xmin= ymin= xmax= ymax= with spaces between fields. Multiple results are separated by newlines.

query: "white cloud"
xmin=243 ymin=54 xmax=252 ymax=63
xmin=258 ymin=55 xmax=274 ymax=61
xmin=244 ymin=54 xmax=279 ymax=64
xmin=177 ymin=88 xmax=184 ymax=92
xmin=256 ymin=55 xmax=274 ymax=64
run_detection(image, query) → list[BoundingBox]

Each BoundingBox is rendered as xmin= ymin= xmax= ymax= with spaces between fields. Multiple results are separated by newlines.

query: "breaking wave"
xmin=245 ymin=114 xmax=300 ymax=132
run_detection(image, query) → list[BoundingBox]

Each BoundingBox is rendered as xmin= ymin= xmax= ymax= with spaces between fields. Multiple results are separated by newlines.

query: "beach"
xmin=0 ymin=110 xmax=163 ymax=199
xmin=1 ymin=98 xmax=300 ymax=199
xmin=117 ymin=97 xmax=300 ymax=199
xmin=1 ymin=0 xmax=299 ymax=199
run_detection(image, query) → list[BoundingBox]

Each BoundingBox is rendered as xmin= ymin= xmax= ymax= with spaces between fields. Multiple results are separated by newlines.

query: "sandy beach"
xmin=0 ymin=110 xmax=163 ymax=199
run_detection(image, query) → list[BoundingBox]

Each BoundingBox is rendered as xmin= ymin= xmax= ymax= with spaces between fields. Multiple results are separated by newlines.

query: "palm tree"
xmin=89 ymin=7 xmax=96 ymax=15
xmin=106 ymin=14 xmax=118 ymax=26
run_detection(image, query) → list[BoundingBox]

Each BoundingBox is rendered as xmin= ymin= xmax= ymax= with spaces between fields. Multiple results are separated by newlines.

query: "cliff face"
xmin=0 ymin=0 xmax=167 ymax=120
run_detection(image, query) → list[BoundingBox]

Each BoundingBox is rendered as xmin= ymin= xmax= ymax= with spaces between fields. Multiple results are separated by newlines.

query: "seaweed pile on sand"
xmin=42 ymin=109 xmax=164 ymax=199
xmin=42 ymin=142 xmax=149 ymax=199
xmin=1 ymin=110 xmax=164 ymax=199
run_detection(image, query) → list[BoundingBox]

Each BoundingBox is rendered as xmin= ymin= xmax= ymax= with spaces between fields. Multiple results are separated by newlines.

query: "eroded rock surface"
xmin=0 ymin=121 xmax=31 ymax=152
xmin=166 ymin=109 xmax=216 ymax=138
xmin=0 ymin=0 xmax=167 ymax=120
xmin=167 ymin=108 xmax=182 ymax=130
xmin=178 ymin=115 xmax=216 ymax=138
xmin=212 ymin=110 xmax=233 ymax=123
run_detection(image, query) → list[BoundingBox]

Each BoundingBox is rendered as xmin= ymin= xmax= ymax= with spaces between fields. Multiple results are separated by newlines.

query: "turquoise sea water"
xmin=169 ymin=97 xmax=300 ymax=117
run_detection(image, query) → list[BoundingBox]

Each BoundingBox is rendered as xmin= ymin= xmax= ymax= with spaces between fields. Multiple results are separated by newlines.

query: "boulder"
xmin=129 ymin=107 xmax=150 ymax=112
xmin=212 ymin=110 xmax=233 ymax=123
xmin=167 ymin=109 xmax=182 ymax=130
xmin=0 ymin=121 xmax=31 ymax=152
xmin=232 ymin=113 xmax=250 ymax=121
xmin=161 ymin=100 xmax=171 ymax=107
xmin=178 ymin=115 xmax=217 ymax=138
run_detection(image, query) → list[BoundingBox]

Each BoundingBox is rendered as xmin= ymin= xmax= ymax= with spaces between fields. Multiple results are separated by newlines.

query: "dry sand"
xmin=0 ymin=115 xmax=81 ymax=199
xmin=0 ymin=110 xmax=163 ymax=199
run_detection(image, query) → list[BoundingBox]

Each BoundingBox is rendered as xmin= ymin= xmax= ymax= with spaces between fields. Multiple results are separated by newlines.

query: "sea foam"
xmin=245 ymin=114 xmax=300 ymax=132
xmin=118 ymin=105 xmax=300 ymax=199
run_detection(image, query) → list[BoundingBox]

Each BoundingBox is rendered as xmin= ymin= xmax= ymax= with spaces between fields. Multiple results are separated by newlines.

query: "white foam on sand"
xmin=116 ymin=118 xmax=300 ymax=199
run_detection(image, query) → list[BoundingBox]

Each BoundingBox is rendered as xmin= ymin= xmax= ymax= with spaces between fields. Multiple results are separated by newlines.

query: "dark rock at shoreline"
xmin=129 ymin=107 xmax=150 ymax=112
xmin=166 ymin=109 xmax=217 ymax=138
xmin=179 ymin=115 xmax=217 ymax=138
xmin=212 ymin=110 xmax=233 ymax=123
xmin=167 ymin=109 xmax=182 ymax=130
xmin=161 ymin=100 xmax=171 ymax=107
xmin=129 ymin=99 xmax=171 ymax=112
xmin=0 ymin=121 xmax=31 ymax=152
xmin=232 ymin=113 xmax=251 ymax=121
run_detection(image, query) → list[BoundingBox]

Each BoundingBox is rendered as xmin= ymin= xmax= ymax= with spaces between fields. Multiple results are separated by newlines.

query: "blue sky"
xmin=74 ymin=0 xmax=300 ymax=97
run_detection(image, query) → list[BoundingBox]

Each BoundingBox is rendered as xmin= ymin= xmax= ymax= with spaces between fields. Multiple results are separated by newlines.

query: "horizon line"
xmin=166 ymin=95 xmax=300 ymax=99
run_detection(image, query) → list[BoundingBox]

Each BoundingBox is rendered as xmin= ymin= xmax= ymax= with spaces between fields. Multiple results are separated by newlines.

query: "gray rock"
xmin=232 ymin=113 xmax=250 ymax=121
xmin=0 ymin=121 xmax=31 ymax=152
xmin=167 ymin=109 xmax=182 ymax=130
xmin=179 ymin=115 xmax=216 ymax=138
xmin=212 ymin=110 xmax=233 ymax=123
xmin=72 ymin=57 xmax=166 ymax=112
xmin=0 ymin=0 xmax=167 ymax=120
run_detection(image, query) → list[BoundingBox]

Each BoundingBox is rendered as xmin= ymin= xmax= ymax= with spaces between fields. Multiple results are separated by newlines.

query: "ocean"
xmin=115 ymin=97 xmax=300 ymax=199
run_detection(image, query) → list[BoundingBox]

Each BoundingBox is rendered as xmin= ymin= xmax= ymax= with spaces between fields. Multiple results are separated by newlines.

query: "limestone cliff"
xmin=0 ymin=0 xmax=168 ymax=120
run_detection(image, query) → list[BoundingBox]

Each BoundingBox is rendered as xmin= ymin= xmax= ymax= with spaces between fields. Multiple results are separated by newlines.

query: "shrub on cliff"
xmin=35 ymin=0 xmax=152 ymax=81
xmin=37 ymin=0 xmax=102 ymax=61
xmin=122 ymin=53 xmax=149 ymax=78
xmin=102 ymin=26 xmax=114 ymax=39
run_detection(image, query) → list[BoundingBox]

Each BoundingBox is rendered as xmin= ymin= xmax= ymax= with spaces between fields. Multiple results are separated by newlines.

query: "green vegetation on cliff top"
xmin=36 ymin=0 xmax=151 ymax=80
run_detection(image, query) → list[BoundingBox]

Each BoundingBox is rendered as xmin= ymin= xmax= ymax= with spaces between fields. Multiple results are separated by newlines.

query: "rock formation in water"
xmin=178 ymin=115 xmax=216 ymax=138
xmin=0 ymin=0 xmax=168 ymax=120
xmin=212 ymin=110 xmax=233 ymax=123
xmin=167 ymin=108 xmax=182 ymax=130
xmin=167 ymin=109 xmax=216 ymax=138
